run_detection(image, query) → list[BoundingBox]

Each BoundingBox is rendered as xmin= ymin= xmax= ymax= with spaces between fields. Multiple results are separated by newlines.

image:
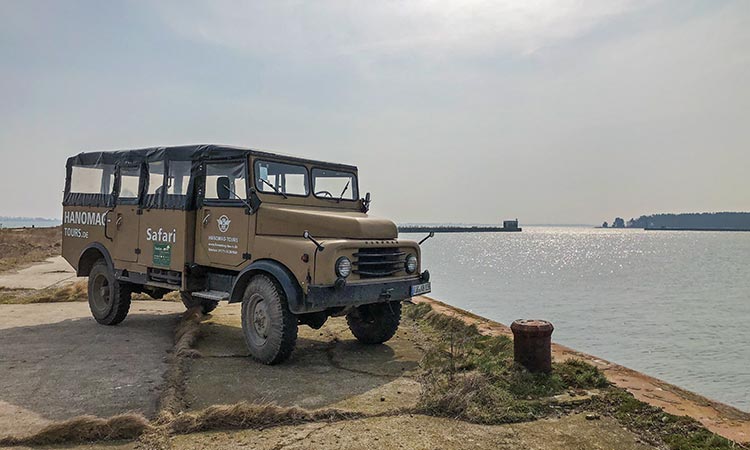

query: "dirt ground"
xmin=0 ymin=227 xmax=62 ymax=274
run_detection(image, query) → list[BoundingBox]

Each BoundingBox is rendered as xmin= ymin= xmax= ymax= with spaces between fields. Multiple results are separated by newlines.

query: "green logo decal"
xmin=153 ymin=242 xmax=172 ymax=267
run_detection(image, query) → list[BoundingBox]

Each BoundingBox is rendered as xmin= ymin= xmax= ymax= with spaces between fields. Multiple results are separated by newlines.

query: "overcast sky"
xmin=1 ymin=0 xmax=748 ymax=224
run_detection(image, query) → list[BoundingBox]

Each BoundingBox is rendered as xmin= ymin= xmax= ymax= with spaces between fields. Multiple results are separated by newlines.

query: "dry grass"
xmin=0 ymin=280 xmax=88 ymax=304
xmin=0 ymin=413 xmax=151 ymax=446
xmin=169 ymin=402 xmax=363 ymax=435
xmin=0 ymin=226 xmax=61 ymax=273
xmin=155 ymin=307 xmax=205 ymax=425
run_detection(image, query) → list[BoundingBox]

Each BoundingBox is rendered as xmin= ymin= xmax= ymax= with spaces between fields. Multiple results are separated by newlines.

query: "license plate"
xmin=410 ymin=282 xmax=431 ymax=296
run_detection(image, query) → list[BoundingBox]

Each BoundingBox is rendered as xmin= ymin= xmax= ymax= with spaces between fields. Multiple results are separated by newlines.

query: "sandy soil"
xmin=0 ymin=227 xmax=61 ymax=274
xmin=418 ymin=296 xmax=750 ymax=443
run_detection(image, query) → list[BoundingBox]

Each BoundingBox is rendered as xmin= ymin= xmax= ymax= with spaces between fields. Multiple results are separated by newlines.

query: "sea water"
xmin=402 ymin=227 xmax=750 ymax=411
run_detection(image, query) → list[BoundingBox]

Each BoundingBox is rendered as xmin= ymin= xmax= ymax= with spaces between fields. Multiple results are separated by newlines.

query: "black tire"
xmin=180 ymin=292 xmax=219 ymax=315
xmin=346 ymin=301 xmax=401 ymax=344
xmin=240 ymin=274 xmax=298 ymax=364
xmin=87 ymin=260 xmax=131 ymax=325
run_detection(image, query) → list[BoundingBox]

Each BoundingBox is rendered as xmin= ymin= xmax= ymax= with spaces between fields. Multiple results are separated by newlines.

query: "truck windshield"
xmin=255 ymin=160 xmax=309 ymax=197
xmin=312 ymin=168 xmax=358 ymax=201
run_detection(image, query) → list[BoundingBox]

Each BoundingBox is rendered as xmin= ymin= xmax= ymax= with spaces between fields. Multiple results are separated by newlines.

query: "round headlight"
xmin=336 ymin=257 xmax=352 ymax=278
xmin=405 ymin=254 xmax=418 ymax=274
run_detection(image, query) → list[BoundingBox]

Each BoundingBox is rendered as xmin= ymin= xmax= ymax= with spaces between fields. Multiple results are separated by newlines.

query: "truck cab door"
xmin=194 ymin=160 xmax=254 ymax=268
xmin=111 ymin=164 xmax=143 ymax=263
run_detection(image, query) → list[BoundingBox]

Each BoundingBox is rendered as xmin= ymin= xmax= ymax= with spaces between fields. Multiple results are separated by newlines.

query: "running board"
xmin=191 ymin=290 xmax=230 ymax=301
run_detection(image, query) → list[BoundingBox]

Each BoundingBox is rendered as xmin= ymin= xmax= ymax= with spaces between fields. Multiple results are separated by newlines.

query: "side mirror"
xmin=303 ymin=230 xmax=310 ymax=239
xmin=419 ymin=231 xmax=435 ymax=245
xmin=361 ymin=192 xmax=371 ymax=213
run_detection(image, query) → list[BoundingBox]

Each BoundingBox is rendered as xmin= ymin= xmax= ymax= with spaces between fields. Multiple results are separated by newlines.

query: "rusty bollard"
xmin=511 ymin=319 xmax=554 ymax=373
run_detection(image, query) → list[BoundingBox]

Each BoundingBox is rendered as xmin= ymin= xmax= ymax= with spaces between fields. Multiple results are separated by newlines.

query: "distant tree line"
xmin=603 ymin=212 xmax=750 ymax=229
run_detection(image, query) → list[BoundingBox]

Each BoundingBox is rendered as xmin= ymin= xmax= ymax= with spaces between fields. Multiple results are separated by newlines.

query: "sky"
xmin=1 ymin=0 xmax=748 ymax=225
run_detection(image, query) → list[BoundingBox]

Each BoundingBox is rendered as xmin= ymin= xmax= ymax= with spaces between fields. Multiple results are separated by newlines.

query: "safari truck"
xmin=61 ymin=145 xmax=431 ymax=364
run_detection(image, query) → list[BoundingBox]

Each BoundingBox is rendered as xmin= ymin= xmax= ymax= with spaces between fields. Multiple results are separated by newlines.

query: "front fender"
xmin=229 ymin=259 xmax=304 ymax=314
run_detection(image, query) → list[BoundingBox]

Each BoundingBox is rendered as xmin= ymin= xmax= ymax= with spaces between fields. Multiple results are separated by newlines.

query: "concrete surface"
xmin=0 ymin=301 xmax=184 ymax=438
xmin=168 ymin=413 xmax=654 ymax=450
xmin=0 ymin=256 xmax=75 ymax=290
xmin=186 ymin=304 xmax=423 ymax=414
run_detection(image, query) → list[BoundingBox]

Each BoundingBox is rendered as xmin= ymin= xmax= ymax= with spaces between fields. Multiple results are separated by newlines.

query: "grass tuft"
xmin=0 ymin=414 xmax=151 ymax=446
xmin=169 ymin=402 xmax=363 ymax=434
xmin=0 ymin=280 xmax=88 ymax=305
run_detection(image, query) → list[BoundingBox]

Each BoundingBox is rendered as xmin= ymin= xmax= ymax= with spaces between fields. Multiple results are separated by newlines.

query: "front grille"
xmin=353 ymin=247 xmax=405 ymax=278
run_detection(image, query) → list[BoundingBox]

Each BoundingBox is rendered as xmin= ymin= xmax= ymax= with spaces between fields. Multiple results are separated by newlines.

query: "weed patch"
xmin=593 ymin=389 xmax=742 ymax=450
xmin=405 ymin=302 xmax=605 ymax=424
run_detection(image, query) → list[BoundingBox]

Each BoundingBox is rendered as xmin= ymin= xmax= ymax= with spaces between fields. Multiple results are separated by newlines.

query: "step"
xmin=192 ymin=290 xmax=230 ymax=301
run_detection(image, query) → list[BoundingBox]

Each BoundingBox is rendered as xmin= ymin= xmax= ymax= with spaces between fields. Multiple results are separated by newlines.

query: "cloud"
xmin=155 ymin=0 xmax=654 ymax=59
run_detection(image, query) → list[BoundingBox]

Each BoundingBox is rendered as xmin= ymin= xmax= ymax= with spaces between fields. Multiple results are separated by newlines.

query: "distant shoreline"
xmin=398 ymin=225 xmax=522 ymax=233
xmin=645 ymin=227 xmax=750 ymax=232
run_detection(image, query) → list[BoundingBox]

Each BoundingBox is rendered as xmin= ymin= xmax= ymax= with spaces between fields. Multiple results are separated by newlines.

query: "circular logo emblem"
xmin=217 ymin=215 xmax=231 ymax=233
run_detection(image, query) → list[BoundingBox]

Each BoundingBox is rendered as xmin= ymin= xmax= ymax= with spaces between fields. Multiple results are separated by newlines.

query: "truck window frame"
xmin=115 ymin=163 xmax=143 ymax=206
xmin=63 ymin=164 xmax=116 ymax=208
xmin=253 ymin=159 xmax=310 ymax=198
xmin=163 ymin=159 xmax=194 ymax=210
xmin=198 ymin=159 xmax=250 ymax=208
xmin=310 ymin=166 xmax=359 ymax=202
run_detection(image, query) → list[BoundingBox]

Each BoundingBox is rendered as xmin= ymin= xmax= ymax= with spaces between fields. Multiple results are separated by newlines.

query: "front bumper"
xmin=301 ymin=274 xmax=430 ymax=313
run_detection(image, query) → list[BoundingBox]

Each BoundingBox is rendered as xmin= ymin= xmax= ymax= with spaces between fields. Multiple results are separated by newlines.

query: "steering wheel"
xmin=315 ymin=190 xmax=333 ymax=197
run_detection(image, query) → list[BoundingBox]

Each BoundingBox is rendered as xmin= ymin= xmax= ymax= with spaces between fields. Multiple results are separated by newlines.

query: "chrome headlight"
xmin=405 ymin=254 xmax=418 ymax=274
xmin=335 ymin=256 xmax=352 ymax=278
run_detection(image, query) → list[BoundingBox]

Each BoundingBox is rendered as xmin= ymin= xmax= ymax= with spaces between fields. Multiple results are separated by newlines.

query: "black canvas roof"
xmin=66 ymin=144 xmax=358 ymax=172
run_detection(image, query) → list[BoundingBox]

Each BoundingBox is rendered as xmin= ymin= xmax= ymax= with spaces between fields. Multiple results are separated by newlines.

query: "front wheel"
xmin=87 ymin=260 xmax=132 ymax=325
xmin=241 ymin=275 xmax=298 ymax=364
xmin=346 ymin=302 xmax=401 ymax=344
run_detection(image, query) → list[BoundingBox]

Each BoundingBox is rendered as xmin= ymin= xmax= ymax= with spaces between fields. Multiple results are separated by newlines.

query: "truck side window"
xmin=119 ymin=166 xmax=141 ymax=199
xmin=70 ymin=165 xmax=115 ymax=195
xmin=167 ymin=161 xmax=191 ymax=196
xmin=205 ymin=162 xmax=246 ymax=201
xmin=147 ymin=161 xmax=165 ymax=196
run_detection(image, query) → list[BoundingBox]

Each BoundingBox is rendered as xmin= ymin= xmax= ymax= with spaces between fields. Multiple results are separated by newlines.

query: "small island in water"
xmin=601 ymin=212 xmax=750 ymax=231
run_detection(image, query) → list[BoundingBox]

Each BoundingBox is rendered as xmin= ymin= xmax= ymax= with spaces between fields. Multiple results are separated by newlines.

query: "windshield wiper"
xmin=222 ymin=185 xmax=256 ymax=212
xmin=337 ymin=180 xmax=350 ymax=202
xmin=258 ymin=178 xmax=288 ymax=199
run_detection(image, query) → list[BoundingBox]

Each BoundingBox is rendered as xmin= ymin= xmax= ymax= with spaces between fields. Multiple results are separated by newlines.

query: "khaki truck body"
xmin=62 ymin=145 xmax=430 ymax=364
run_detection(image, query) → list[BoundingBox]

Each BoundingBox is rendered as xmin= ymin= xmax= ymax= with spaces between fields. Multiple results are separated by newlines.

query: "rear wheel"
xmin=346 ymin=302 xmax=402 ymax=344
xmin=241 ymin=274 xmax=298 ymax=364
xmin=180 ymin=292 xmax=219 ymax=315
xmin=87 ymin=260 xmax=131 ymax=325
